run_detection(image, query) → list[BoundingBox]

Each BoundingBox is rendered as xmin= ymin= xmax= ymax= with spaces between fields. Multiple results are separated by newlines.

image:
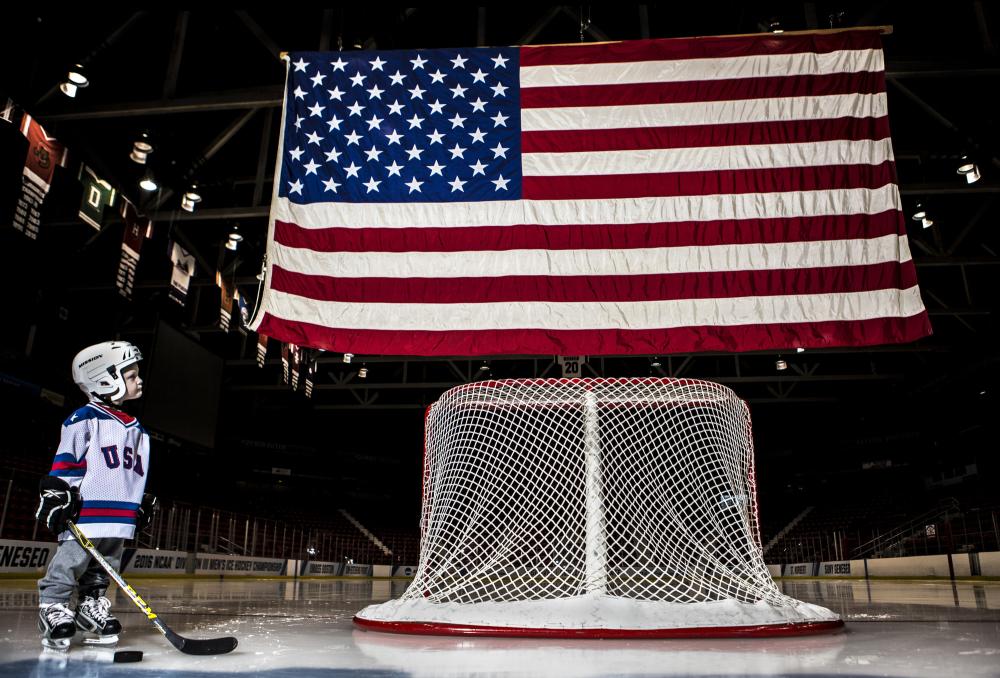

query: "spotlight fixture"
xmin=59 ymin=64 xmax=89 ymax=98
xmin=921 ymin=217 xmax=934 ymax=229
xmin=479 ymin=361 xmax=490 ymax=372
xmin=775 ymin=358 xmax=788 ymax=371
xmin=139 ymin=169 xmax=158 ymax=192
xmin=796 ymin=347 xmax=806 ymax=353
xmin=768 ymin=18 xmax=784 ymax=33
xmin=650 ymin=356 xmax=662 ymax=368
xmin=358 ymin=366 xmax=368 ymax=379
xmin=130 ymin=132 xmax=154 ymax=164
xmin=181 ymin=184 xmax=202 ymax=212
xmin=343 ymin=353 xmax=354 ymax=363
xmin=226 ymin=223 xmax=244 ymax=251
xmin=957 ymin=156 xmax=981 ymax=184
xmin=911 ymin=203 xmax=927 ymax=221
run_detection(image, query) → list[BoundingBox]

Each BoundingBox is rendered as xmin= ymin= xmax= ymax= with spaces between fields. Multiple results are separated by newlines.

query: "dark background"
xmin=1 ymin=4 xmax=998 ymax=538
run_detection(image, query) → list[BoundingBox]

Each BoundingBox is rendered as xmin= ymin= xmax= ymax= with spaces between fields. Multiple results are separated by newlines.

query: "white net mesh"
xmin=357 ymin=378 xmax=839 ymax=635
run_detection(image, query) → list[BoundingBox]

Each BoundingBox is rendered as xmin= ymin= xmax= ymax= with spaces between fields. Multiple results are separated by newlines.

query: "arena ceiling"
xmin=2 ymin=5 xmax=998 ymax=466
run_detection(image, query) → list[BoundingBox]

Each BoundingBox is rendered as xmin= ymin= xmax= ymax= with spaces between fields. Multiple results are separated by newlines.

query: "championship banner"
xmin=290 ymin=344 xmax=301 ymax=390
xmin=169 ymin=241 xmax=196 ymax=305
xmin=218 ymin=274 xmax=235 ymax=331
xmin=304 ymin=355 xmax=316 ymax=398
xmin=557 ymin=356 xmax=586 ymax=378
xmin=116 ymin=200 xmax=152 ymax=300
xmin=256 ymin=334 xmax=269 ymax=367
xmin=14 ymin=113 xmax=67 ymax=239
xmin=236 ymin=288 xmax=250 ymax=334
xmin=1 ymin=98 xmax=18 ymax=124
xmin=77 ymin=164 xmax=116 ymax=231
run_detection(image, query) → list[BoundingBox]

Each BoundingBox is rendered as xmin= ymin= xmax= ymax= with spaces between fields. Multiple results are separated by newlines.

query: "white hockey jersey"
xmin=49 ymin=401 xmax=151 ymax=540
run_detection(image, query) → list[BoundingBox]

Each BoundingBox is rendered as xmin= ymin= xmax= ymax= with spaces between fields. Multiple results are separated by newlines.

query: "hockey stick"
xmin=67 ymin=521 xmax=238 ymax=656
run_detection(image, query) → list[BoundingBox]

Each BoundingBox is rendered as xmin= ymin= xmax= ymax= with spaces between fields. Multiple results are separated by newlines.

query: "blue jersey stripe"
xmin=52 ymin=453 xmax=79 ymax=464
xmin=81 ymin=500 xmax=141 ymax=510
xmin=49 ymin=469 xmax=85 ymax=478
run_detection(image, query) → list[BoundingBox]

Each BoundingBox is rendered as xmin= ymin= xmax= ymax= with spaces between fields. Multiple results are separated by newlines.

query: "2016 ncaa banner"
xmin=250 ymin=29 xmax=932 ymax=356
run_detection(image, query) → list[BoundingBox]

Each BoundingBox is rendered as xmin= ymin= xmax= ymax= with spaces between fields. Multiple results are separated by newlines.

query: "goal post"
xmin=355 ymin=378 xmax=841 ymax=638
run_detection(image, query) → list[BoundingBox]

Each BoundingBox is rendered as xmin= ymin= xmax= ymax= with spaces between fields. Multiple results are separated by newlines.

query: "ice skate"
xmin=75 ymin=595 xmax=121 ymax=645
xmin=38 ymin=602 xmax=76 ymax=650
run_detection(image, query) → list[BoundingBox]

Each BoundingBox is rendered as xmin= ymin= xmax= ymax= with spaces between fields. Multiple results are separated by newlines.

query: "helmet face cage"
xmin=72 ymin=341 xmax=142 ymax=403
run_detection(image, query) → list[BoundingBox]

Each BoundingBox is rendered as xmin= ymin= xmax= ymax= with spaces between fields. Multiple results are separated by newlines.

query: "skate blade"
xmin=41 ymin=637 xmax=71 ymax=650
xmin=82 ymin=634 xmax=119 ymax=645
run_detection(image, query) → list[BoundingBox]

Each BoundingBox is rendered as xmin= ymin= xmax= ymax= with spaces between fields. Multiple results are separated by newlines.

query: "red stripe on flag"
xmin=522 ymin=164 xmax=897 ymax=201
xmin=258 ymin=312 xmax=932 ymax=357
xmin=519 ymin=30 xmax=883 ymax=67
xmin=521 ymin=118 xmax=891 ymax=154
xmin=521 ymin=72 xmax=885 ymax=109
xmin=271 ymin=262 xmax=918 ymax=305
xmin=274 ymin=211 xmax=903 ymax=254
xmin=79 ymin=509 xmax=136 ymax=518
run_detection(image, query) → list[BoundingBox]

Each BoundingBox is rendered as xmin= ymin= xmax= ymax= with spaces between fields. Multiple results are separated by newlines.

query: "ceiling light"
xmin=911 ymin=203 xmax=927 ymax=221
xmin=650 ymin=356 xmax=662 ymax=368
xmin=139 ymin=170 xmax=158 ymax=192
xmin=130 ymin=132 xmax=153 ymax=164
xmin=769 ymin=19 xmax=784 ymax=33
xmin=67 ymin=64 xmax=88 ymax=86
xmin=226 ymin=224 xmax=243 ymax=251
xmin=59 ymin=64 xmax=88 ymax=98
xmin=775 ymin=358 xmax=788 ymax=371
xmin=957 ymin=156 xmax=981 ymax=184
xmin=479 ymin=361 xmax=490 ymax=372
xmin=343 ymin=353 xmax=354 ymax=363
xmin=358 ymin=366 xmax=368 ymax=379
xmin=181 ymin=184 xmax=202 ymax=212
xmin=796 ymin=347 xmax=805 ymax=353
xmin=922 ymin=218 xmax=934 ymax=229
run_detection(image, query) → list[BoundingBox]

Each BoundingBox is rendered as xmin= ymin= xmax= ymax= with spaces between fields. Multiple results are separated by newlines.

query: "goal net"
xmin=356 ymin=378 xmax=840 ymax=637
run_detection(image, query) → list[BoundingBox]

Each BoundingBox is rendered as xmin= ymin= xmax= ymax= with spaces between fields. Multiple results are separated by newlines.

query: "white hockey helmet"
xmin=71 ymin=341 xmax=143 ymax=402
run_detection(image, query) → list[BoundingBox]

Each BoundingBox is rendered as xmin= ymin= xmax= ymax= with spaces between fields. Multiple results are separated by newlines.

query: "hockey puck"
xmin=113 ymin=651 xmax=143 ymax=663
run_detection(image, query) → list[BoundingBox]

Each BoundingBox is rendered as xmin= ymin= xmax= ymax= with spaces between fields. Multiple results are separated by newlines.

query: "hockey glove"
xmin=137 ymin=493 xmax=158 ymax=531
xmin=36 ymin=476 xmax=81 ymax=534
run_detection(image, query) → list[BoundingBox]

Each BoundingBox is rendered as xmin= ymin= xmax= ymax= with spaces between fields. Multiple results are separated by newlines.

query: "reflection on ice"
xmin=0 ymin=578 xmax=999 ymax=677
xmin=353 ymin=627 xmax=849 ymax=677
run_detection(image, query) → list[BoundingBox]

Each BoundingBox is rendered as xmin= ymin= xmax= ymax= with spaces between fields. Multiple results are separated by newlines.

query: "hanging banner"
xmin=290 ymin=344 xmax=301 ymax=390
xmin=116 ymin=200 xmax=152 ymax=300
xmin=77 ymin=164 xmax=116 ymax=231
xmin=1 ymin=98 xmax=18 ymax=125
xmin=13 ymin=113 xmax=67 ymax=239
xmin=304 ymin=356 xmax=315 ymax=398
xmin=256 ymin=334 xmax=269 ymax=368
xmin=236 ymin=288 xmax=250 ymax=335
xmin=557 ymin=356 xmax=586 ymax=378
xmin=169 ymin=241 xmax=196 ymax=305
xmin=218 ymin=275 xmax=235 ymax=331
xmin=281 ymin=342 xmax=290 ymax=384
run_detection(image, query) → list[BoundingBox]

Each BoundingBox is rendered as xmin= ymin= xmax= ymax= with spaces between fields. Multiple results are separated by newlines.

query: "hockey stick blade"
xmin=163 ymin=626 xmax=238 ymax=655
xmin=67 ymin=522 xmax=238 ymax=656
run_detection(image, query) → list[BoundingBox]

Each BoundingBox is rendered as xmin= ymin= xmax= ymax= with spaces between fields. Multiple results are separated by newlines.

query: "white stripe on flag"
xmin=521 ymin=93 xmax=888 ymax=131
xmin=271 ymin=185 xmax=901 ymax=230
xmin=521 ymin=139 xmax=895 ymax=177
xmin=265 ymin=286 xmax=926 ymax=332
xmin=519 ymin=48 xmax=886 ymax=87
xmin=272 ymin=234 xmax=911 ymax=279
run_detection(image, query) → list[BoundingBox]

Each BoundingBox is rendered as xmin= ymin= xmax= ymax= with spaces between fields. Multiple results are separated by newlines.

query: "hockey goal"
xmin=355 ymin=378 xmax=841 ymax=637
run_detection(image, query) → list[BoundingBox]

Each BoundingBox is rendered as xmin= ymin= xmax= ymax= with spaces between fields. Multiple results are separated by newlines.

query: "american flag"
xmin=251 ymin=30 xmax=932 ymax=356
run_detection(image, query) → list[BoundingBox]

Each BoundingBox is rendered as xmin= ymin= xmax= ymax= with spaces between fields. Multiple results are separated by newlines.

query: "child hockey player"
xmin=35 ymin=341 xmax=157 ymax=649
